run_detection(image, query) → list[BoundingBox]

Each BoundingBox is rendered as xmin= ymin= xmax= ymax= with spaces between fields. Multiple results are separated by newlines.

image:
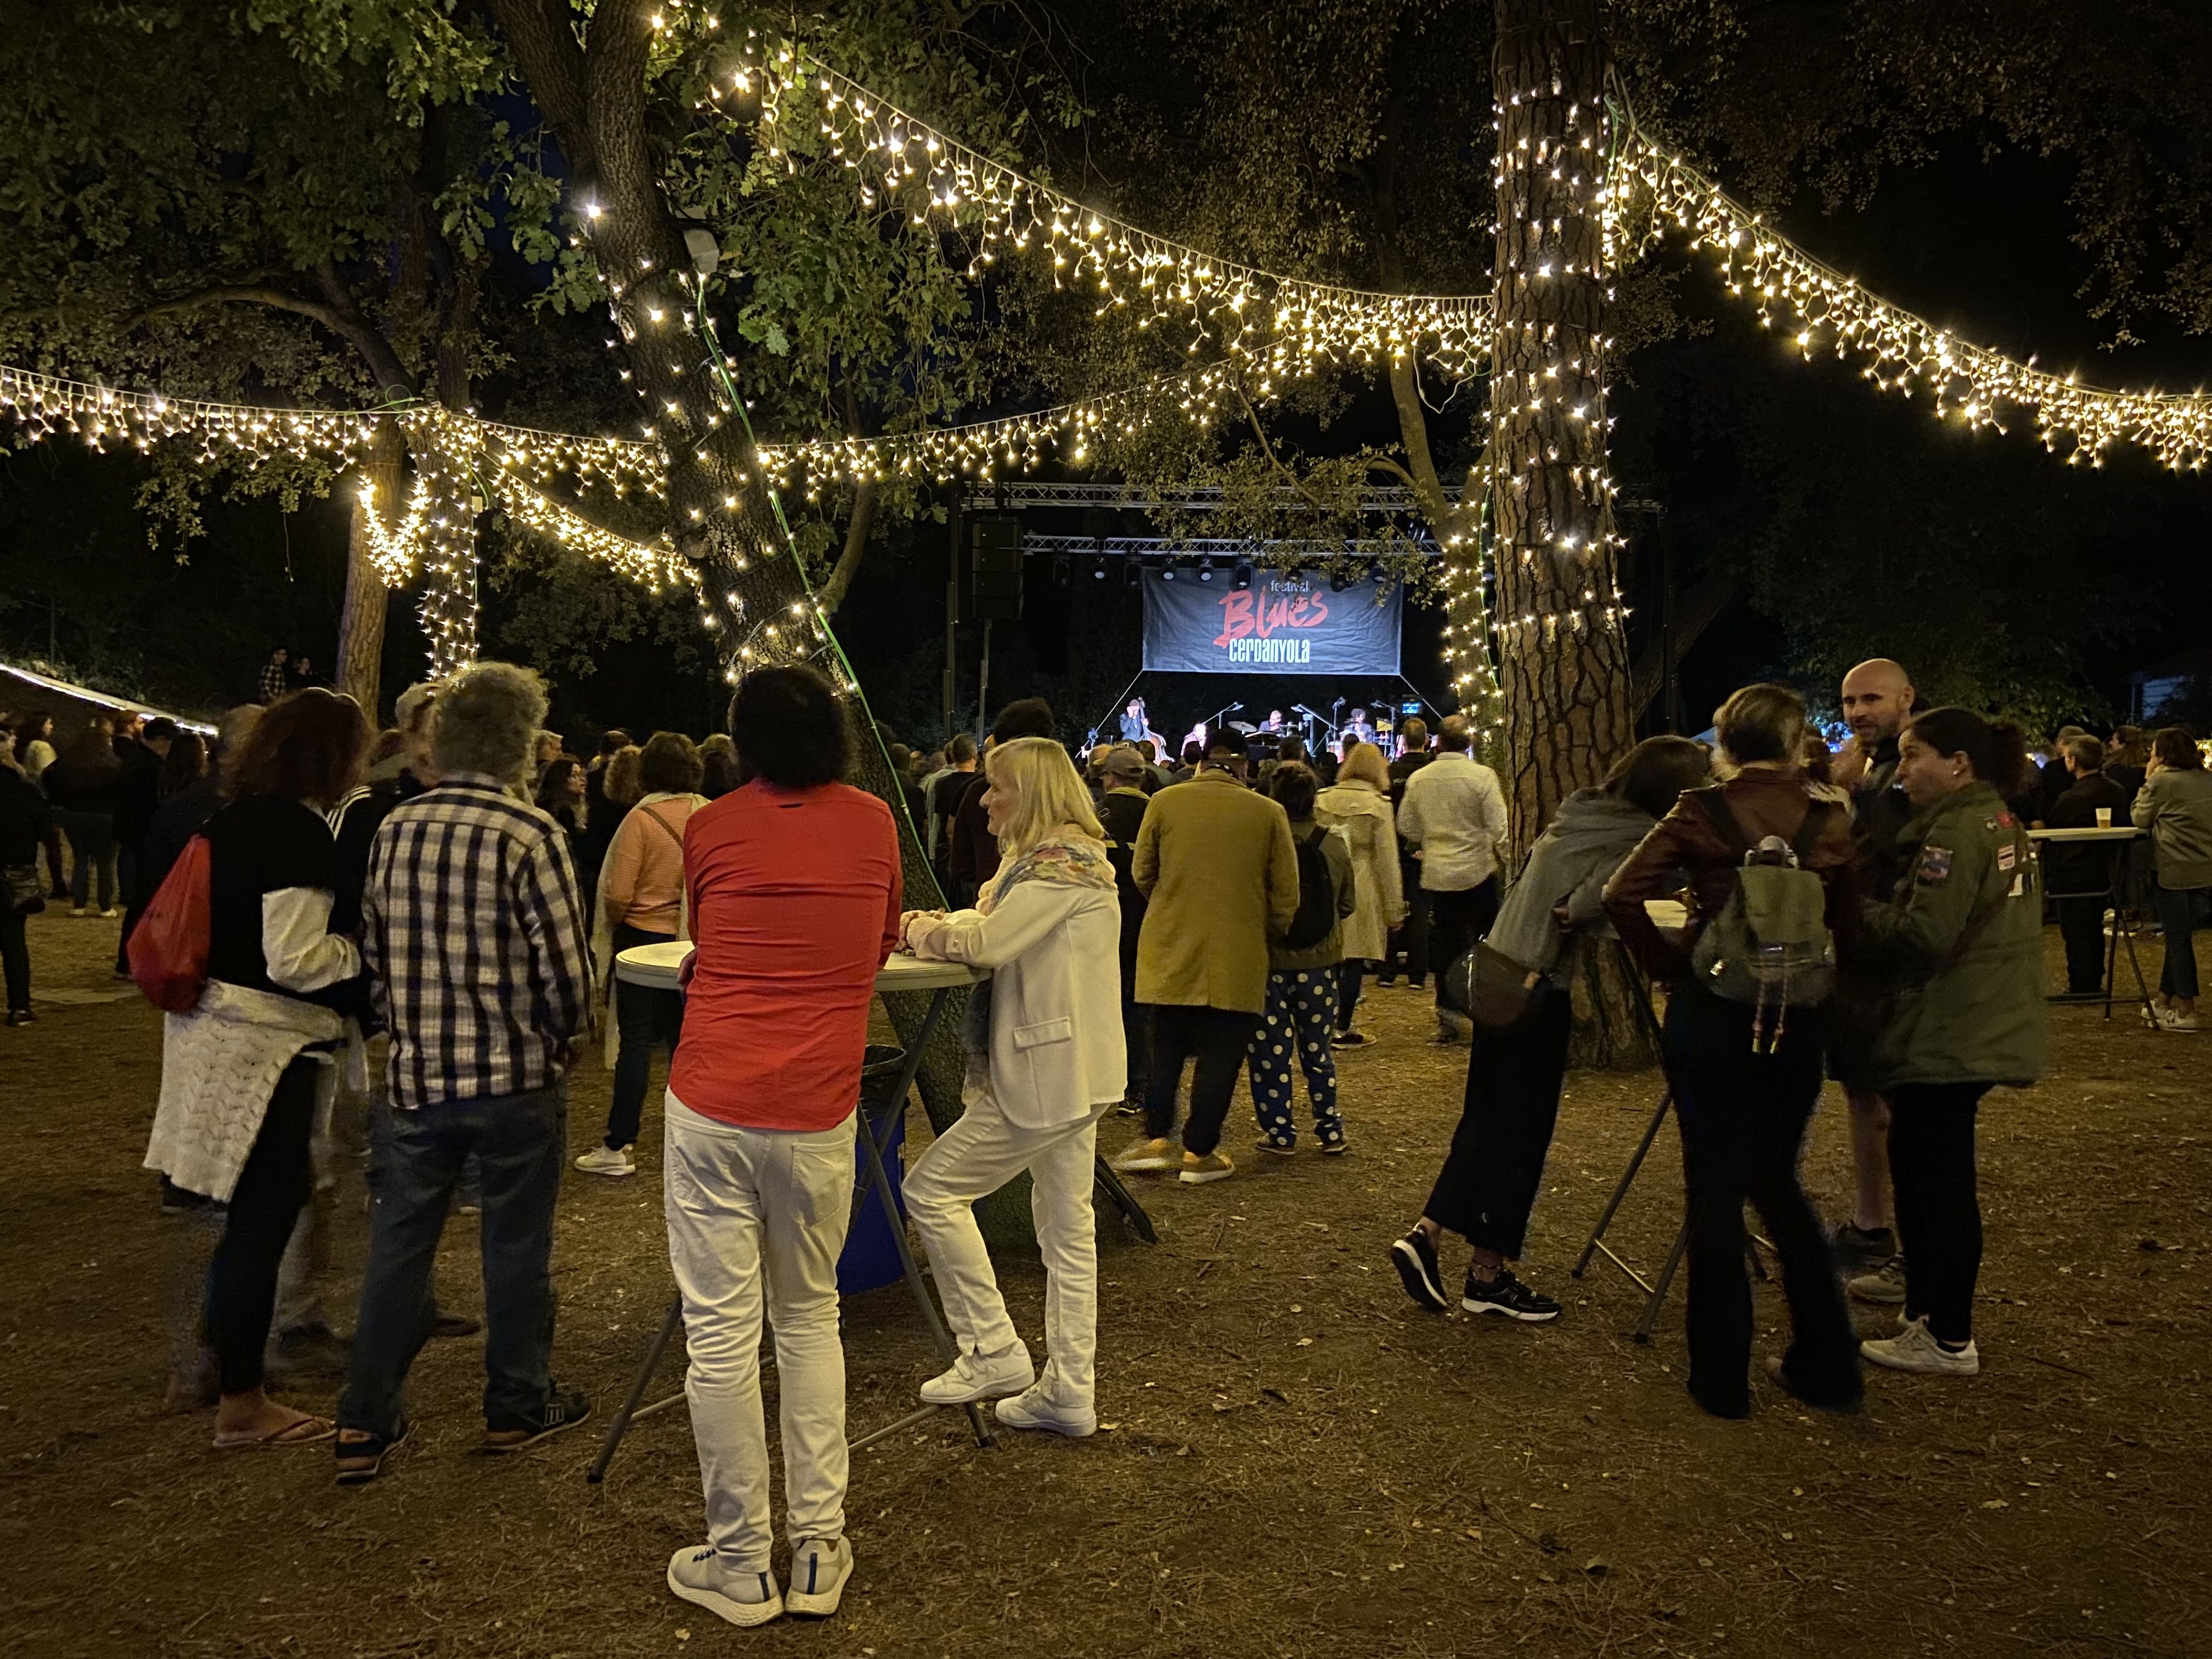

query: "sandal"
xmin=214 ymin=1413 xmax=336 ymax=1449
xmin=334 ymin=1420 xmax=410 ymax=1485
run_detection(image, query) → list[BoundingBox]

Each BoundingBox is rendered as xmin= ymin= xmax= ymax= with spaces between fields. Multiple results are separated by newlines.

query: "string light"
xmin=490 ymin=470 xmax=692 ymax=591
xmin=728 ymin=50 xmax=1493 ymax=382
xmin=1616 ymin=126 xmax=2212 ymax=473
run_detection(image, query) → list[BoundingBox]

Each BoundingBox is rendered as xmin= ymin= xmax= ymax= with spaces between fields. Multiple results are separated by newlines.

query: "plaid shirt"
xmin=363 ymin=775 xmax=595 ymax=1109
xmin=258 ymin=661 xmax=291 ymax=703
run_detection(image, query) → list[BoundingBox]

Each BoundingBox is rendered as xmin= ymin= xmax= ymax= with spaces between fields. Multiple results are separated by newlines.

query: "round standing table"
xmin=2027 ymin=825 xmax=2153 ymax=1019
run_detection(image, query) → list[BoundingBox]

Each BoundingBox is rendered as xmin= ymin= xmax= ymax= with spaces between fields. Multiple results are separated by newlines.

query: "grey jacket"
xmin=2135 ymin=766 xmax=2212 ymax=891
xmin=1492 ymin=788 xmax=1659 ymax=984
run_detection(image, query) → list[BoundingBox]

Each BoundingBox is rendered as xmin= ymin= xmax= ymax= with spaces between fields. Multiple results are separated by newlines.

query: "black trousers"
xmin=207 ymin=1056 xmax=320 ymax=1395
xmin=1887 ymin=1081 xmax=1991 ymax=1345
xmin=0 ymin=903 xmax=27 ymax=1012
xmin=1335 ymin=958 xmax=1367 ymax=1032
xmin=1428 ymin=878 xmax=1501 ymax=1011
xmin=1119 ymin=947 xmax=1152 ymax=1102
xmin=1423 ymin=987 xmax=1573 ymax=1257
xmin=2053 ymin=895 xmax=2107 ymax=995
xmin=606 ymin=921 xmax=684 ymax=1149
xmin=1382 ymin=865 xmax=1430 ymax=985
xmin=1144 ymin=1005 xmax=1259 ymax=1156
xmin=1667 ymin=986 xmax=1860 ymax=1414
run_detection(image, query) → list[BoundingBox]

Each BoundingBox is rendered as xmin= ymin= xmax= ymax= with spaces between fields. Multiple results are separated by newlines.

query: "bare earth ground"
xmin=2 ymin=907 xmax=2207 ymax=1659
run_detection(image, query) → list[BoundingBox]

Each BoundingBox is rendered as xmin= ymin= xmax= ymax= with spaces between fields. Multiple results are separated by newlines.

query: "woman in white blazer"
xmin=899 ymin=736 xmax=1126 ymax=1437
xmin=1315 ymin=740 xmax=1406 ymax=1043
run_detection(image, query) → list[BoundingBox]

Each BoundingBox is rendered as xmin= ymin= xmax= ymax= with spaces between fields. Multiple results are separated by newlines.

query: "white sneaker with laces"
xmin=919 ymin=1344 xmax=1035 ymax=1405
xmin=994 ymin=1380 xmax=1098 ymax=1438
xmin=783 ymin=1537 xmax=853 ymax=1617
xmin=667 ymin=1545 xmax=782 ymax=1628
xmin=2158 ymin=1008 xmax=2205 ymax=1032
xmin=1861 ymin=1315 xmax=1980 ymax=1376
xmin=574 ymin=1144 xmax=636 ymax=1177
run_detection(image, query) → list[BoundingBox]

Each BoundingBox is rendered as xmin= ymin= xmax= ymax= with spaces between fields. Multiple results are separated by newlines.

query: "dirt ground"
xmin=2 ymin=905 xmax=2207 ymax=1659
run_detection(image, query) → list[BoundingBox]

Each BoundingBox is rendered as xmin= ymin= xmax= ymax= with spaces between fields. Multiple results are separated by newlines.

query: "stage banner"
xmin=1141 ymin=568 xmax=1402 ymax=675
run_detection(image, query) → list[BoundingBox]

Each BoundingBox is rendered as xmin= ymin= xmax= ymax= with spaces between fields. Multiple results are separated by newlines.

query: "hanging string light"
xmin=1614 ymin=126 xmax=2212 ymax=473
xmin=489 ymin=470 xmax=693 ymax=591
xmin=723 ymin=49 xmax=1492 ymax=382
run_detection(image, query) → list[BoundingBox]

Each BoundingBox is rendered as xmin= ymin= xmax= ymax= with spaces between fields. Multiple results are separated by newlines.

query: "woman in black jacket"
xmin=43 ymin=720 xmax=123 ymax=916
xmin=1 ymin=755 xmax=53 ymax=1024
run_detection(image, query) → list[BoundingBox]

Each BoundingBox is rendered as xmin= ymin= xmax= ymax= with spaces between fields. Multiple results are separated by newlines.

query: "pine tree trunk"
xmin=335 ymin=417 xmax=407 ymax=715
xmin=1492 ymin=0 xmax=1654 ymax=1068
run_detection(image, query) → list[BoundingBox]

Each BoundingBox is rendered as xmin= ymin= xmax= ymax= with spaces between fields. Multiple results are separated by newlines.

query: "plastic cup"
xmin=2096 ymin=807 xmax=2114 ymax=828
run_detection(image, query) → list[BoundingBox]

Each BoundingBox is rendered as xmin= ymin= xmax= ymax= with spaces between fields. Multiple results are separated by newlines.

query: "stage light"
xmin=1329 ymin=568 xmax=1354 ymax=592
xmin=1232 ymin=561 xmax=1253 ymax=590
xmin=1052 ymin=554 xmax=1071 ymax=586
xmin=1198 ymin=557 xmax=1214 ymax=583
xmin=1092 ymin=557 xmax=1108 ymax=579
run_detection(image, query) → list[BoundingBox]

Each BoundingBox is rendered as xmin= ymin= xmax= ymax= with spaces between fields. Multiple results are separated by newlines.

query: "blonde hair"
xmin=1338 ymin=740 xmax=1390 ymax=791
xmin=1712 ymin=682 xmax=1806 ymax=767
xmin=603 ymin=744 xmax=644 ymax=807
xmin=986 ymin=736 xmax=1104 ymax=857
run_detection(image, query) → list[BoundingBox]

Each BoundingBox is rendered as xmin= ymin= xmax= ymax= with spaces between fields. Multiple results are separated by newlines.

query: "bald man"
xmin=1827 ymin=657 xmax=1918 ymax=1287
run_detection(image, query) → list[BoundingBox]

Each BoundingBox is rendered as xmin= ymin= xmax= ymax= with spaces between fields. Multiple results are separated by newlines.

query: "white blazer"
xmin=911 ymin=881 xmax=1126 ymax=1128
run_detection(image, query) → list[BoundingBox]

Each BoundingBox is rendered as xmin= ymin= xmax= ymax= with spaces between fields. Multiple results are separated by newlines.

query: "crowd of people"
xmin=5 ymin=647 xmax=2211 ymax=1629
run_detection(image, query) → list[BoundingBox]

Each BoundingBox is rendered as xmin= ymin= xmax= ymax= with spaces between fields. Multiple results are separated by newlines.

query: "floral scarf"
xmin=961 ymin=829 xmax=1117 ymax=1052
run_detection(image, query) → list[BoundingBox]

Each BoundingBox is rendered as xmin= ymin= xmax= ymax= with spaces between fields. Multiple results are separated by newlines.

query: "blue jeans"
xmin=608 ymin=922 xmax=685 ymax=1149
xmin=2155 ymin=885 xmax=2210 ymax=1000
xmin=340 ymin=1081 xmax=567 ymax=1437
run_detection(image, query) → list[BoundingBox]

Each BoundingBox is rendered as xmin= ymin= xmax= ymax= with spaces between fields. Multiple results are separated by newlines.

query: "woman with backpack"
xmin=578 ymin=731 xmax=709 ymax=1178
xmin=1849 ymin=708 xmax=2045 ymax=1379
xmin=1315 ymin=740 xmax=1405 ymax=1046
xmin=1391 ymin=737 xmax=1710 ymax=1323
xmin=1606 ymin=684 xmax=1864 ymax=1418
xmin=1248 ymin=761 xmax=1358 ymax=1155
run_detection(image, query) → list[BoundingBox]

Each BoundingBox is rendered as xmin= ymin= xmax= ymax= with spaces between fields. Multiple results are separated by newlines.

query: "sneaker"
xmin=70 ymin=906 xmax=88 ymax=918
xmin=1461 ymin=1267 xmax=1562 ymax=1323
xmin=482 ymin=1386 xmax=592 ymax=1452
xmin=1179 ymin=1149 xmax=1234 ymax=1185
xmin=5 ymin=1009 xmax=32 ymax=1028
xmin=1847 ymin=1256 xmax=1908 ymax=1306
xmin=667 ymin=1545 xmax=782 ymax=1628
xmin=99 ymin=906 xmax=122 ymax=919
xmin=1114 ymin=1098 xmax=1145 ymax=1118
xmin=994 ymin=1382 xmax=1098 ymax=1438
xmin=1861 ymin=1316 xmax=1980 ymax=1376
xmin=1254 ymin=1137 xmax=1297 ymax=1157
xmin=783 ymin=1537 xmax=854 ymax=1618
xmin=919 ymin=1344 xmax=1034 ymax=1405
xmin=574 ymin=1144 xmax=635 ymax=1177
xmin=1111 ymin=1136 xmax=1176 ymax=1173
xmin=1390 ymin=1230 xmax=1449 ymax=1312
xmin=1762 ymin=1355 xmax=1863 ymax=1413
xmin=1830 ymin=1221 xmax=1897 ymax=1273
xmin=1432 ymin=1012 xmax=1472 ymax=1045
xmin=1334 ymin=1029 xmax=1370 ymax=1048
xmin=430 ymin=1311 xmax=482 ymax=1340
xmin=2158 ymin=1009 xmax=2205 ymax=1032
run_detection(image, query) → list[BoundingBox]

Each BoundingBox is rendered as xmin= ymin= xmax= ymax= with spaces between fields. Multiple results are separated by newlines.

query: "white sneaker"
xmin=1110 ymin=1136 xmax=1176 ymax=1173
xmin=667 ymin=1545 xmax=782 ymax=1628
xmin=1861 ymin=1316 xmax=1980 ymax=1376
xmin=919 ymin=1344 xmax=1035 ymax=1405
xmin=994 ymin=1381 xmax=1098 ymax=1438
xmin=70 ymin=906 xmax=88 ymax=918
xmin=2158 ymin=1008 xmax=2205 ymax=1032
xmin=783 ymin=1537 xmax=853 ymax=1617
xmin=574 ymin=1144 xmax=635 ymax=1177
xmin=99 ymin=906 xmax=122 ymax=919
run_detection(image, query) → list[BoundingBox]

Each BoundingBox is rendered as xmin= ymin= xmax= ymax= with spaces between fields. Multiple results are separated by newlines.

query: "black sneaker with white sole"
xmin=482 ymin=1386 xmax=592 ymax=1453
xmin=1461 ymin=1268 xmax=1561 ymax=1323
xmin=1390 ymin=1231 xmax=1449 ymax=1311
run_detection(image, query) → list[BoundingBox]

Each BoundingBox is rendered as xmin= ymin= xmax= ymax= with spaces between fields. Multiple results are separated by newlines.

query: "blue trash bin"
xmin=837 ymin=1045 xmax=910 ymax=1295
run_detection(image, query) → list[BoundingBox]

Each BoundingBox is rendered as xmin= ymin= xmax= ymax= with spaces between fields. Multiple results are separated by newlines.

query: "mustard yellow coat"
xmin=1131 ymin=769 xmax=1300 ymax=1014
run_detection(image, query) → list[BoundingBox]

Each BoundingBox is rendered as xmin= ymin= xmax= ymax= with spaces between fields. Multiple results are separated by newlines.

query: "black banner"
xmin=1141 ymin=568 xmax=1402 ymax=675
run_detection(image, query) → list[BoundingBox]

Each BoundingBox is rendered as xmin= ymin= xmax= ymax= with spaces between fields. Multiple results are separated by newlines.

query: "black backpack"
xmin=1283 ymin=825 xmax=1339 ymax=950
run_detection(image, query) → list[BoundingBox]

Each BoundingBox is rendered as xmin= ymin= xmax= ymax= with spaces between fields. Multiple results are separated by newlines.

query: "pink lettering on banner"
xmin=1213 ymin=588 xmax=1331 ymax=648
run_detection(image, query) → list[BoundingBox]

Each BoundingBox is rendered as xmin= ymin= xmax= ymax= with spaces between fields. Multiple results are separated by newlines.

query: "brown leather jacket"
xmin=1604 ymin=766 xmax=1860 ymax=985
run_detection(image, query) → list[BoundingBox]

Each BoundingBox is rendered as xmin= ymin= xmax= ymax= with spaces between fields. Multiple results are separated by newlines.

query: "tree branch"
xmin=132 ymin=280 xmax=414 ymax=398
xmin=1236 ymin=385 xmax=1330 ymax=514
xmin=486 ymin=0 xmax=598 ymax=183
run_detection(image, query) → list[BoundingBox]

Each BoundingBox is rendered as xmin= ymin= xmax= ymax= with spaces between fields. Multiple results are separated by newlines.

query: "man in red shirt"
xmin=662 ymin=666 xmax=901 ymax=1630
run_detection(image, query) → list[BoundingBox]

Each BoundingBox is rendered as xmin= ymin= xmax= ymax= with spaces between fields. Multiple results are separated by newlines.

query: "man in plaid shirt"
xmin=336 ymin=661 xmax=597 ymax=1483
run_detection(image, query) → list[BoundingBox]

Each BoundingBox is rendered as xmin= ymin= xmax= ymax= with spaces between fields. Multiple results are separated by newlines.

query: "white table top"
xmin=614 ymin=939 xmax=987 ymax=993
xmin=2026 ymin=826 xmax=2144 ymax=842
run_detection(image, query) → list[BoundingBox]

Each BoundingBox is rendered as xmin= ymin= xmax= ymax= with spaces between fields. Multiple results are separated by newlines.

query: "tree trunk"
xmin=336 ymin=416 xmax=407 ymax=714
xmin=1493 ymin=0 xmax=1652 ymax=1068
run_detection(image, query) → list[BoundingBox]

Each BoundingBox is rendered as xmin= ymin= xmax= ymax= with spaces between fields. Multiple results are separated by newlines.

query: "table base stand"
xmin=588 ymin=983 xmax=992 ymax=1484
xmin=1569 ymin=946 xmax=1766 ymax=1344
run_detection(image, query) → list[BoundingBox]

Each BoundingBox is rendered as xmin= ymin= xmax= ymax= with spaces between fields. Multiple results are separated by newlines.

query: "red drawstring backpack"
xmin=128 ymin=836 xmax=214 ymax=1012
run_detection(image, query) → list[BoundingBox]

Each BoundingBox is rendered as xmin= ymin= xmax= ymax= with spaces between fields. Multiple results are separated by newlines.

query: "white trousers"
xmin=663 ymin=1092 xmax=855 ymax=1570
xmin=904 ymin=1089 xmax=1110 ymax=1407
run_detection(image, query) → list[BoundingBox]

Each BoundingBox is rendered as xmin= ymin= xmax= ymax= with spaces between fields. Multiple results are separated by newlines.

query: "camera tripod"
xmin=1570 ymin=944 xmax=1768 ymax=1342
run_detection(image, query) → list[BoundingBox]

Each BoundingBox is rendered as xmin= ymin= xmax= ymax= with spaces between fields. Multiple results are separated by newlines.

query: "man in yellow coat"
xmin=1112 ymin=731 xmax=1299 ymax=1185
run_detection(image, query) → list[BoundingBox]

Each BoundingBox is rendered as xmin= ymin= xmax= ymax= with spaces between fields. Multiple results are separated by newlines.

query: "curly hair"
xmin=640 ymin=730 xmax=705 ymax=794
xmin=430 ymin=661 xmax=547 ymax=784
xmin=228 ymin=689 xmax=370 ymax=806
xmin=728 ymin=665 xmax=850 ymax=788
